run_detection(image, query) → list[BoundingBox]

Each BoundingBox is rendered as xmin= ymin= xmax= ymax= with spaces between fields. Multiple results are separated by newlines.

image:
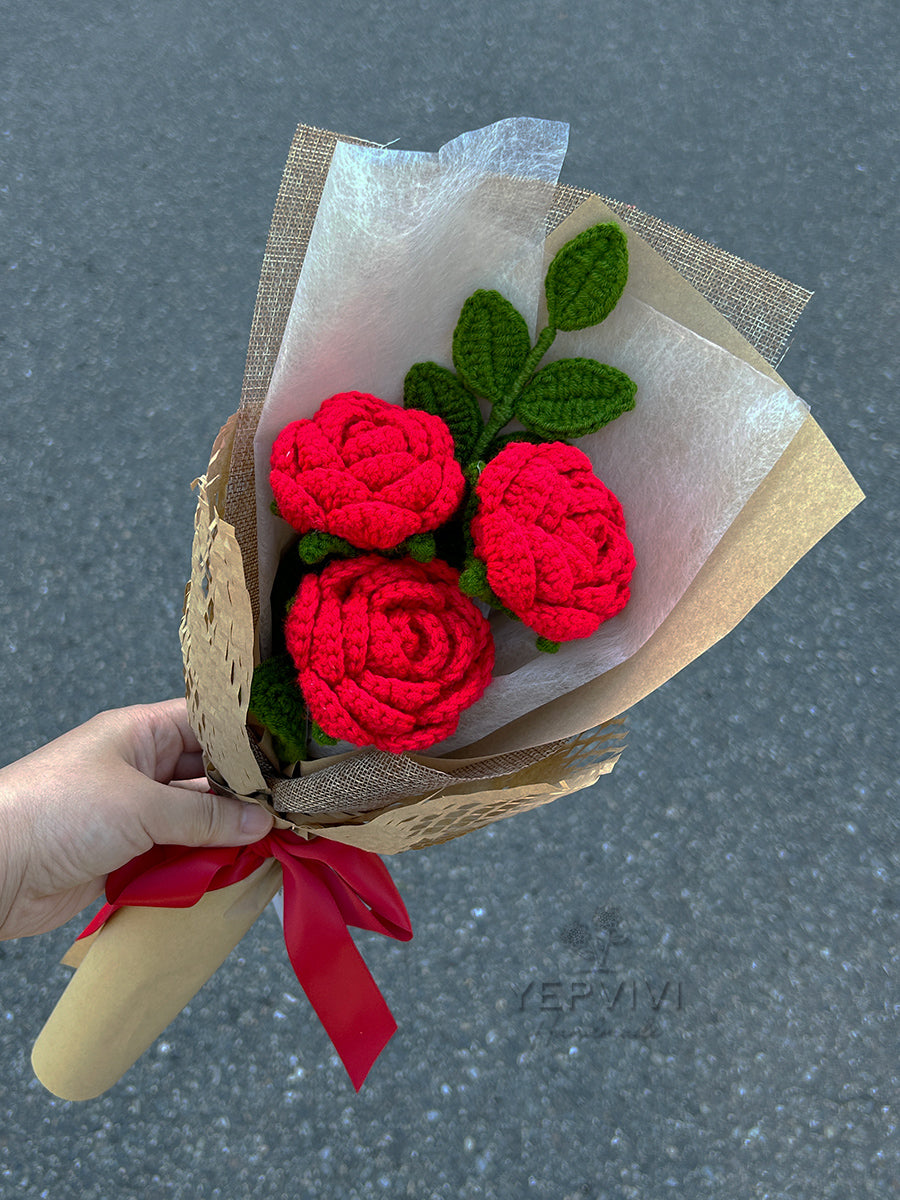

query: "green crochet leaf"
xmin=515 ymin=358 xmax=637 ymax=439
xmin=403 ymin=361 xmax=483 ymax=462
xmin=452 ymin=290 xmax=532 ymax=405
xmin=248 ymin=654 xmax=309 ymax=763
xmin=297 ymin=530 xmax=359 ymax=564
xmin=544 ymin=223 xmax=629 ymax=332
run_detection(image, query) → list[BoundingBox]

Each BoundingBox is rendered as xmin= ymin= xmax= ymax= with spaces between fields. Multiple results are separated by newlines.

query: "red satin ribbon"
xmin=78 ymin=831 xmax=412 ymax=1090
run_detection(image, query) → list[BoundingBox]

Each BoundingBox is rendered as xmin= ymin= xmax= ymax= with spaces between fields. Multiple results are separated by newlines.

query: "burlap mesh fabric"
xmin=287 ymin=724 xmax=627 ymax=853
xmin=264 ymin=721 xmax=624 ymax=819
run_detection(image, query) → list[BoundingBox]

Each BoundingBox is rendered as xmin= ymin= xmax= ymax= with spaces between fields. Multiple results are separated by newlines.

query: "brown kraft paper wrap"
xmin=32 ymin=123 xmax=863 ymax=1101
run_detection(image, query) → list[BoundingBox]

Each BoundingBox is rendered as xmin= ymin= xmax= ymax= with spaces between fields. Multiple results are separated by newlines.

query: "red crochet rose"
xmin=270 ymin=392 xmax=465 ymax=551
xmin=470 ymin=441 xmax=634 ymax=642
xmin=285 ymin=555 xmax=495 ymax=753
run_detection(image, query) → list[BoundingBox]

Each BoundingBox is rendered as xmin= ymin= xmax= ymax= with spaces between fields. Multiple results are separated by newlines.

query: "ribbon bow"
xmin=79 ymin=831 xmax=412 ymax=1090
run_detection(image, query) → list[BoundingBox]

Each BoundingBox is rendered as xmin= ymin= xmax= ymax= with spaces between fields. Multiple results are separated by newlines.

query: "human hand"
xmin=0 ymin=699 xmax=274 ymax=940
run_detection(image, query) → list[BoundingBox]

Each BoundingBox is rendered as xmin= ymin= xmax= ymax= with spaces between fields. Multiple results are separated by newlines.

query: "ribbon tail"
xmin=280 ymin=858 xmax=398 ymax=1091
xmin=295 ymin=839 xmax=413 ymax=941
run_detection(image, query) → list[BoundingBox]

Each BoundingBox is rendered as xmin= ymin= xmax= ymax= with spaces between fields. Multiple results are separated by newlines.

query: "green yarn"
xmin=457 ymin=553 xmax=522 ymax=626
xmin=544 ymin=222 xmax=629 ymax=332
xmin=248 ymin=654 xmax=309 ymax=763
xmin=248 ymin=655 xmax=349 ymax=757
xmin=458 ymin=558 xmax=571 ymax=648
xmin=462 ymin=461 xmax=486 ymax=487
xmin=451 ymin=290 xmax=532 ymax=405
xmin=515 ymin=359 xmax=637 ymax=439
xmin=402 ymin=532 xmax=437 ymax=563
xmin=404 ymin=223 xmax=636 ymax=468
xmin=297 ymin=530 xmax=359 ymax=564
xmin=296 ymin=529 xmax=437 ymax=566
xmin=403 ymin=361 xmax=483 ymax=463
xmin=457 ymin=555 xmax=491 ymax=602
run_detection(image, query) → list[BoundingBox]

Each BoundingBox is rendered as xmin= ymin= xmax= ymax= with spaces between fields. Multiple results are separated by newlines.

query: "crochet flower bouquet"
xmin=256 ymin=218 xmax=637 ymax=758
xmin=33 ymin=119 xmax=862 ymax=1101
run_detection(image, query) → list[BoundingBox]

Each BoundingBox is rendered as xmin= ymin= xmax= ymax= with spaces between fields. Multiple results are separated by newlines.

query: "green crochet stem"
xmin=469 ymin=324 xmax=557 ymax=462
xmin=508 ymin=324 xmax=558 ymax=397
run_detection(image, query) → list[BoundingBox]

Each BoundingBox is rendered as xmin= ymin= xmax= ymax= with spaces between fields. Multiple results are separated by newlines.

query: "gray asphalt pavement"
xmin=2 ymin=2 xmax=897 ymax=1197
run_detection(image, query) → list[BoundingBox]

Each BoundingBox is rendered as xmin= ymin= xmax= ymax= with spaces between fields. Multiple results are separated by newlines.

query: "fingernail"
xmin=240 ymin=803 xmax=273 ymax=837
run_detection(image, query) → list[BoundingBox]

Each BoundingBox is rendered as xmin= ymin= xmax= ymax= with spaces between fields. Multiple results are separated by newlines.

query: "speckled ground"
xmin=1 ymin=2 xmax=897 ymax=1197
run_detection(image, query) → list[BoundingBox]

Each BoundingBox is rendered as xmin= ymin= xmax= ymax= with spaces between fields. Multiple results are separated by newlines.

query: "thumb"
xmin=138 ymin=782 xmax=275 ymax=847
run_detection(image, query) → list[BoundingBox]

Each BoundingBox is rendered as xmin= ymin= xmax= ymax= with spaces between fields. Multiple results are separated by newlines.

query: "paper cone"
xmin=32 ymin=861 xmax=281 ymax=1101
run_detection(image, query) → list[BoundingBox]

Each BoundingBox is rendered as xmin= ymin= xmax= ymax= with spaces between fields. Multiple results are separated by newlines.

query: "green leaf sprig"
xmin=403 ymin=222 xmax=636 ymax=466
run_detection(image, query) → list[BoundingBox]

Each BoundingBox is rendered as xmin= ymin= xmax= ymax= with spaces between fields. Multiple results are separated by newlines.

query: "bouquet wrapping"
xmin=32 ymin=120 xmax=862 ymax=1100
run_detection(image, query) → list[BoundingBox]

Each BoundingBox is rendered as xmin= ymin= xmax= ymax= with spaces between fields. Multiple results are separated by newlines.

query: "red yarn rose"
xmin=470 ymin=441 xmax=634 ymax=642
xmin=270 ymin=392 xmax=465 ymax=551
xmin=285 ymin=555 xmax=495 ymax=753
